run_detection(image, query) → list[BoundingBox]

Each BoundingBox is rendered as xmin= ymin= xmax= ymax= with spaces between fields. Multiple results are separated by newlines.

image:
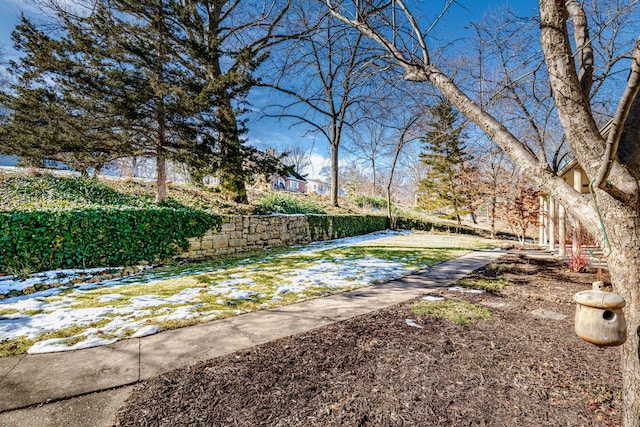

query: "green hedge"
xmin=0 ymin=208 xmax=221 ymax=273
xmin=394 ymin=216 xmax=476 ymax=235
xmin=307 ymin=214 xmax=389 ymax=241
xmin=350 ymin=195 xmax=388 ymax=210
xmin=306 ymin=214 xmax=476 ymax=241
xmin=254 ymin=192 xmax=326 ymax=214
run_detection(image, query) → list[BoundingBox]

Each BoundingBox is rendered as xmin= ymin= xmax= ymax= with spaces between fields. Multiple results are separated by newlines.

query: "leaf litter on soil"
xmin=115 ymin=253 xmax=622 ymax=427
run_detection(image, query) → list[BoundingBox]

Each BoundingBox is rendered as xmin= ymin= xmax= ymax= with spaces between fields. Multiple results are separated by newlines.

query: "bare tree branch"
xmin=566 ymin=0 xmax=594 ymax=97
xmin=594 ymin=37 xmax=640 ymax=186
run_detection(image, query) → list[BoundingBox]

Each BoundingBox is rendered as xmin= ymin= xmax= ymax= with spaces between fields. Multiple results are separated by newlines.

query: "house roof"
xmin=555 ymin=118 xmax=613 ymax=179
xmin=558 ymin=158 xmax=579 ymax=179
xmin=306 ymin=178 xmax=330 ymax=185
xmin=288 ymin=170 xmax=307 ymax=181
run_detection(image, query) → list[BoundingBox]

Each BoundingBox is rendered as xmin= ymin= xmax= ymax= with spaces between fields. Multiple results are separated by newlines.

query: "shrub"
xmin=254 ymin=192 xmax=326 ymax=215
xmin=0 ymin=208 xmax=221 ymax=273
xmin=307 ymin=214 xmax=388 ymax=240
xmin=566 ymin=246 xmax=591 ymax=273
xmin=394 ymin=216 xmax=476 ymax=235
xmin=351 ymin=195 xmax=388 ymax=210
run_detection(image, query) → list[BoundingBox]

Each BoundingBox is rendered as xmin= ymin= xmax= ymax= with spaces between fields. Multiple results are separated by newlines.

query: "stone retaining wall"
xmin=183 ymin=215 xmax=312 ymax=258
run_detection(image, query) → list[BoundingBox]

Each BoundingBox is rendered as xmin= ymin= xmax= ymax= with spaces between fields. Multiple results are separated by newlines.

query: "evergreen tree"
xmin=1 ymin=0 xmax=291 ymax=203
xmin=175 ymin=0 xmax=292 ymax=203
xmin=417 ymin=98 xmax=475 ymax=224
xmin=95 ymin=0 xmax=212 ymax=202
xmin=0 ymin=16 xmax=134 ymax=174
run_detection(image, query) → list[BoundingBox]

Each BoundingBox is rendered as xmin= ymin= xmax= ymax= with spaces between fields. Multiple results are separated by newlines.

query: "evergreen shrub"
xmin=307 ymin=214 xmax=389 ymax=241
xmin=394 ymin=216 xmax=476 ymax=235
xmin=350 ymin=195 xmax=388 ymax=210
xmin=255 ymin=192 xmax=326 ymax=215
xmin=0 ymin=208 xmax=221 ymax=273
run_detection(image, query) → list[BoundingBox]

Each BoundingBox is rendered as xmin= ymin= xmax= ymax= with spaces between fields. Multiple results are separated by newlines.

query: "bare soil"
xmin=115 ymin=252 xmax=622 ymax=426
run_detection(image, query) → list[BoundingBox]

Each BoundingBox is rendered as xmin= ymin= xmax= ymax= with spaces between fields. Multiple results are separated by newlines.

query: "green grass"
xmin=0 ymin=231 xmax=500 ymax=356
xmin=0 ymin=337 xmax=35 ymax=356
xmin=412 ymin=300 xmax=491 ymax=324
xmin=486 ymin=262 xmax=517 ymax=273
xmin=456 ymin=277 xmax=514 ymax=292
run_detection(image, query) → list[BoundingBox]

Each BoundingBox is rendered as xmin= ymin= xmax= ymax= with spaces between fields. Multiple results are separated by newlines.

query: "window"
xmin=289 ymin=181 xmax=299 ymax=190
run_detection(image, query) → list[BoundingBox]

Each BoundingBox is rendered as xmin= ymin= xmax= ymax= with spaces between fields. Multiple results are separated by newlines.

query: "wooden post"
xmin=572 ymin=167 xmax=583 ymax=253
xmin=548 ymin=196 xmax=555 ymax=251
xmin=558 ymin=204 xmax=566 ymax=257
xmin=539 ymin=195 xmax=546 ymax=245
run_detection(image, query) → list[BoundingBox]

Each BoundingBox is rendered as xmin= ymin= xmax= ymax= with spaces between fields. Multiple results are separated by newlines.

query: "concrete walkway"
xmin=0 ymin=249 xmax=505 ymax=427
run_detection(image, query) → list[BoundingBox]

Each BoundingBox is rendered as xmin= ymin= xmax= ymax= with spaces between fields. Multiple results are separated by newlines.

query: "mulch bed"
xmin=115 ymin=252 xmax=622 ymax=426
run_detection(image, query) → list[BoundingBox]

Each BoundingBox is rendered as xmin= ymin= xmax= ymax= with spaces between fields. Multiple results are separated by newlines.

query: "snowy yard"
xmin=0 ymin=230 xmax=497 ymax=355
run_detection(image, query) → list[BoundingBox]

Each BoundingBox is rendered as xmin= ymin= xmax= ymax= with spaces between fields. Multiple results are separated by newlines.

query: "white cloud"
xmin=306 ymin=153 xmax=330 ymax=180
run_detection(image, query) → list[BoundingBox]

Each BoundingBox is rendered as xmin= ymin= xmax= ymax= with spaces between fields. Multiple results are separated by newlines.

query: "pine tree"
xmin=417 ymin=98 xmax=475 ymax=224
xmin=0 ymin=16 xmax=134 ymax=173
xmin=2 ymin=1 xmax=291 ymax=203
xmin=96 ymin=0 xmax=212 ymax=202
xmin=1 ymin=4 xmax=211 ymax=199
xmin=174 ymin=0 xmax=291 ymax=203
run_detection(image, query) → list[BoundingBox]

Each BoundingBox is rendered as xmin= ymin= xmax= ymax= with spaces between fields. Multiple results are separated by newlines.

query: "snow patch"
xmin=422 ymin=295 xmax=445 ymax=301
xmin=448 ymin=286 xmax=486 ymax=294
xmin=27 ymin=335 xmax=118 ymax=354
xmin=98 ymin=293 xmax=123 ymax=303
xmin=131 ymin=325 xmax=161 ymax=338
xmin=405 ymin=319 xmax=423 ymax=329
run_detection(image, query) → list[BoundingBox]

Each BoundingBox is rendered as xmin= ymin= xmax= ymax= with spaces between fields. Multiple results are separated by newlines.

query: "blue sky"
xmin=0 ymin=0 xmax=537 ymax=177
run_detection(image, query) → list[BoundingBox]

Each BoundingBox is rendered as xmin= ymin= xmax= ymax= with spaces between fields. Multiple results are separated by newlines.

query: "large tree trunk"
xmin=216 ymin=91 xmax=248 ymax=204
xmin=330 ymin=144 xmax=339 ymax=207
xmin=155 ymin=155 xmax=167 ymax=204
xmin=155 ymin=113 xmax=167 ymax=204
xmin=601 ymin=198 xmax=640 ymax=426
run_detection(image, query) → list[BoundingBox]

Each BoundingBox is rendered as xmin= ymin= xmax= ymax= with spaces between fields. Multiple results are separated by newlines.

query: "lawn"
xmin=0 ymin=231 xmax=497 ymax=355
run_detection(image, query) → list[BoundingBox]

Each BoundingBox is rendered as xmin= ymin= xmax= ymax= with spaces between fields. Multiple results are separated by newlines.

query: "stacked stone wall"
xmin=183 ymin=215 xmax=312 ymax=258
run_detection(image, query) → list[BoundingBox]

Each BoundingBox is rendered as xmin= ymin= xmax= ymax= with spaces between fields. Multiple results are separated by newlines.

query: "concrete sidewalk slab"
xmin=0 ymin=339 xmax=139 ymax=411
xmin=0 ymin=355 xmax=24 ymax=379
xmin=0 ymin=386 xmax=133 ymax=427
xmin=139 ymin=318 xmax=257 ymax=379
xmin=0 ymin=249 xmax=506 ymax=425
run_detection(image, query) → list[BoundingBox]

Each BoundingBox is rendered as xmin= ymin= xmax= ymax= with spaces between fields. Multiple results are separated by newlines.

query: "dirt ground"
xmin=115 ymin=251 xmax=622 ymax=426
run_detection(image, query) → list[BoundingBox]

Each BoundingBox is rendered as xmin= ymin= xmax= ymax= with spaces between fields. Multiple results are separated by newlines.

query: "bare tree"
xmin=262 ymin=2 xmax=375 ymax=206
xmin=385 ymin=112 xmax=421 ymax=220
xmin=281 ymin=142 xmax=313 ymax=175
xmin=325 ymin=0 xmax=640 ymax=423
xmin=477 ymin=141 xmax=512 ymax=237
xmin=346 ymin=111 xmax=390 ymax=197
xmin=503 ymin=178 xmax=540 ymax=244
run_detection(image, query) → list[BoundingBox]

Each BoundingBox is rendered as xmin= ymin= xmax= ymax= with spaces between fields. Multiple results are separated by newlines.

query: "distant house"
xmin=306 ymin=179 xmax=330 ymax=195
xmin=273 ymin=170 xmax=307 ymax=193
